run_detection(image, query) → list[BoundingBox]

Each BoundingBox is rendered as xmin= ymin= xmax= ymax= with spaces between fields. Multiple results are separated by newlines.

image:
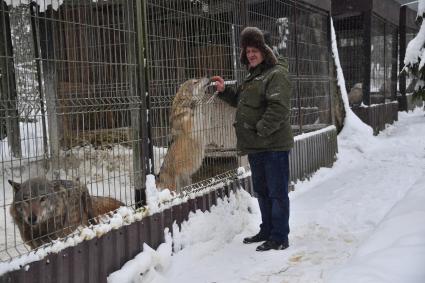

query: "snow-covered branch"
xmin=403 ymin=0 xmax=425 ymax=101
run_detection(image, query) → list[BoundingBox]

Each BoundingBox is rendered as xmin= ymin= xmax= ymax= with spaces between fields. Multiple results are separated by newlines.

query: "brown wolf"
xmin=157 ymin=78 xmax=211 ymax=192
xmin=9 ymin=177 xmax=123 ymax=249
xmin=91 ymin=196 xmax=124 ymax=216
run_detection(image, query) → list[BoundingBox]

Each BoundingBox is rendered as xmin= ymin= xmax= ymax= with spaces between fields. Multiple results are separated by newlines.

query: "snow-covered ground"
xmin=109 ymin=107 xmax=425 ymax=283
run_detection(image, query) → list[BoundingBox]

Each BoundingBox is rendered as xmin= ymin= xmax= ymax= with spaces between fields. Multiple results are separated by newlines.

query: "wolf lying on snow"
xmin=157 ymin=78 xmax=212 ymax=192
xmin=9 ymin=177 xmax=123 ymax=249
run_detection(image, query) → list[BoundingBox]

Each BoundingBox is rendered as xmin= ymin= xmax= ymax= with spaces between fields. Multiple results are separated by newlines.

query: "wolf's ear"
xmin=8 ymin=180 xmax=21 ymax=192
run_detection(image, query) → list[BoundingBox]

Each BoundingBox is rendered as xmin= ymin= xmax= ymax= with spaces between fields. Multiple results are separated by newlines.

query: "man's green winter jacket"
xmin=218 ymin=58 xmax=294 ymax=155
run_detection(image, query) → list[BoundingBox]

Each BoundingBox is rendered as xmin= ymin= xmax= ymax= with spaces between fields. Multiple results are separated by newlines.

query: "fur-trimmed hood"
xmin=240 ymin=27 xmax=278 ymax=68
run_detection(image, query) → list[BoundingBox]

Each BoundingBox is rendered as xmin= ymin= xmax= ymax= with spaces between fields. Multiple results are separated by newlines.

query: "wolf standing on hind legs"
xmin=157 ymin=78 xmax=211 ymax=192
xmin=212 ymin=27 xmax=293 ymax=251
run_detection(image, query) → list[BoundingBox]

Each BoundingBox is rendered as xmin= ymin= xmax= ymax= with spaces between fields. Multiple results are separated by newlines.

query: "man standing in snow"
xmin=212 ymin=27 xmax=293 ymax=251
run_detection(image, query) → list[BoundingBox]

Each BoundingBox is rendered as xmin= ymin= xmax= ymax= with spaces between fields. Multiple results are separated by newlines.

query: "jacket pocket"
xmin=233 ymin=122 xmax=269 ymax=151
xmin=237 ymin=104 xmax=264 ymax=129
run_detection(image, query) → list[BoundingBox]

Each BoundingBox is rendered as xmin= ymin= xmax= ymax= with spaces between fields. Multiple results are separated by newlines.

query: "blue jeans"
xmin=248 ymin=151 xmax=290 ymax=244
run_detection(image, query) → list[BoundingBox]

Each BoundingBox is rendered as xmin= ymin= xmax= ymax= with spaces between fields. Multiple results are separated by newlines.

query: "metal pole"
xmin=383 ymin=19 xmax=386 ymax=104
xmin=39 ymin=7 xmax=62 ymax=168
xmin=0 ymin=0 xmax=21 ymax=157
xmin=362 ymin=11 xmax=372 ymax=106
xmin=399 ymin=6 xmax=408 ymax=111
xmin=293 ymin=2 xmax=302 ymax=133
xmin=231 ymin=24 xmax=238 ymax=82
xmin=133 ymin=0 xmax=150 ymax=207
xmin=327 ymin=13 xmax=335 ymax=126
xmin=30 ymin=3 xmax=50 ymax=164
xmin=391 ymin=25 xmax=399 ymax=102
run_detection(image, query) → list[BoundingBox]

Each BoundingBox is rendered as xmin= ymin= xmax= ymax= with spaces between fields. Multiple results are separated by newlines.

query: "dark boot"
xmin=256 ymin=240 xmax=289 ymax=251
xmin=243 ymin=232 xmax=268 ymax=244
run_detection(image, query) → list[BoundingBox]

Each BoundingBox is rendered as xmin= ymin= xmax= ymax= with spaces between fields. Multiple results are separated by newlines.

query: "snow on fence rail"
xmin=351 ymin=101 xmax=399 ymax=135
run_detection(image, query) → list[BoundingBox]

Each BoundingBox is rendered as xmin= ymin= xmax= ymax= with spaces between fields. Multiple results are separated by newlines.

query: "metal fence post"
xmin=30 ymin=3 xmax=50 ymax=164
xmin=399 ymin=6 xmax=407 ymax=111
xmin=383 ymin=20 xmax=387 ymax=103
xmin=391 ymin=25 xmax=399 ymax=102
xmin=293 ymin=2 xmax=302 ymax=132
xmin=36 ymin=7 xmax=62 ymax=170
xmin=327 ymin=13 xmax=335 ymax=127
xmin=133 ymin=0 xmax=150 ymax=207
xmin=362 ymin=10 xmax=372 ymax=106
xmin=0 ymin=0 xmax=21 ymax=157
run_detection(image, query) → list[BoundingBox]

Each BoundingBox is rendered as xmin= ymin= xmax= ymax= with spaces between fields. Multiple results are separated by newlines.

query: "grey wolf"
xmin=9 ymin=177 xmax=123 ymax=249
xmin=156 ymin=78 xmax=211 ymax=192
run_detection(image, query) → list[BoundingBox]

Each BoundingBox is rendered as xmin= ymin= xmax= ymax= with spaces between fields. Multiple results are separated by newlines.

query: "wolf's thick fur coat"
xmin=157 ymin=78 xmax=211 ymax=191
xmin=9 ymin=177 xmax=123 ymax=249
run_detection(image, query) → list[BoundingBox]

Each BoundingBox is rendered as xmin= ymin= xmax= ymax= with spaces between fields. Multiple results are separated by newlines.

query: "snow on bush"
xmin=403 ymin=0 xmax=425 ymax=101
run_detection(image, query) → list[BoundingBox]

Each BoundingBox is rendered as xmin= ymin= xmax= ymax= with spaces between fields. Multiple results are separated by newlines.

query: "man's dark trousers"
xmin=248 ymin=151 xmax=290 ymax=244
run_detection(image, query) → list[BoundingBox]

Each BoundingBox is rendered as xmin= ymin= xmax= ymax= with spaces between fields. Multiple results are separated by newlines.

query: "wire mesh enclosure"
xmin=146 ymin=0 xmax=333 ymax=193
xmin=145 ymin=0 xmax=245 ymax=191
xmin=332 ymin=14 xmax=365 ymax=102
xmin=247 ymin=0 xmax=332 ymax=134
xmin=332 ymin=0 xmax=400 ymax=106
xmin=0 ymin=0 xmax=146 ymax=261
xmin=370 ymin=16 xmax=398 ymax=103
xmin=0 ymin=0 xmax=335 ymax=263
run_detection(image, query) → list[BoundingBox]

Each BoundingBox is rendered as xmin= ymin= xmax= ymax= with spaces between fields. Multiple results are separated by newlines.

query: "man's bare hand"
xmin=211 ymin=76 xmax=225 ymax=93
